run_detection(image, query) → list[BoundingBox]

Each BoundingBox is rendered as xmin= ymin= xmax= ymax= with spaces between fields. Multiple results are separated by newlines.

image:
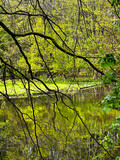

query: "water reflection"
xmin=0 ymin=86 xmax=119 ymax=160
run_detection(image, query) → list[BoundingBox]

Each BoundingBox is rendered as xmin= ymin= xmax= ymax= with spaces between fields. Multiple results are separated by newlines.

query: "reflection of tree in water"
xmin=0 ymin=86 xmax=117 ymax=159
xmin=73 ymin=86 xmax=109 ymax=103
xmin=93 ymin=86 xmax=105 ymax=99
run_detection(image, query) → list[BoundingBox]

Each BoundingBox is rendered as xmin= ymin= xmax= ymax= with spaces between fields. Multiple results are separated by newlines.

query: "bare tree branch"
xmin=0 ymin=21 xmax=104 ymax=75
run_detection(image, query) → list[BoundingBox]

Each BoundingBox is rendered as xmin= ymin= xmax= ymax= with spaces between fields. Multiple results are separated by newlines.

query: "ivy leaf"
xmin=111 ymin=0 xmax=120 ymax=6
xmin=99 ymin=53 xmax=116 ymax=69
xmin=116 ymin=116 xmax=120 ymax=121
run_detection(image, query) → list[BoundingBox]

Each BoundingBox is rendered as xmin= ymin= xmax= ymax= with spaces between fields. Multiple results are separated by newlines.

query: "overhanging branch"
xmin=0 ymin=21 xmax=104 ymax=75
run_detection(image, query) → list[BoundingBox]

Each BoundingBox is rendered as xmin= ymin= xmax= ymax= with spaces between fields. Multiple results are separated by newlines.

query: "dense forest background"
xmin=1 ymin=0 xmax=119 ymax=80
xmin=0 ymin=0 xmax=120 ymax=159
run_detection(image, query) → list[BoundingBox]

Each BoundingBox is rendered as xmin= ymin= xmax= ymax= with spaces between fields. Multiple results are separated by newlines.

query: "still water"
xmin=0 ymin=86 xmax=120 ymax=160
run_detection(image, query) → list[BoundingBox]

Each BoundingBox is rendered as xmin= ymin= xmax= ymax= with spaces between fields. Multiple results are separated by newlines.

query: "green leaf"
xmin=116 ymin=116 xmax=120 ymax=121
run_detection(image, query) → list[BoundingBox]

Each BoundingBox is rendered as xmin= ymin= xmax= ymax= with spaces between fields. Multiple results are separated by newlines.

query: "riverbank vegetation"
xmin=0 ymin=78 xmax=101 ymax=98
xmin=0 ymin=0 xmax=120 ymax=159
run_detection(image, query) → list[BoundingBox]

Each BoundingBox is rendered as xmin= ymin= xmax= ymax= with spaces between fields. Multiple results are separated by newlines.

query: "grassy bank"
xmin=0 ymin=79 xmax=102 ymax=98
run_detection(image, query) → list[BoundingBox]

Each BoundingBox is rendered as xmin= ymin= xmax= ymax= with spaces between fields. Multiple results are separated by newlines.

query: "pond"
xmin=0 ymin=85 xmax=120 ymax=160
